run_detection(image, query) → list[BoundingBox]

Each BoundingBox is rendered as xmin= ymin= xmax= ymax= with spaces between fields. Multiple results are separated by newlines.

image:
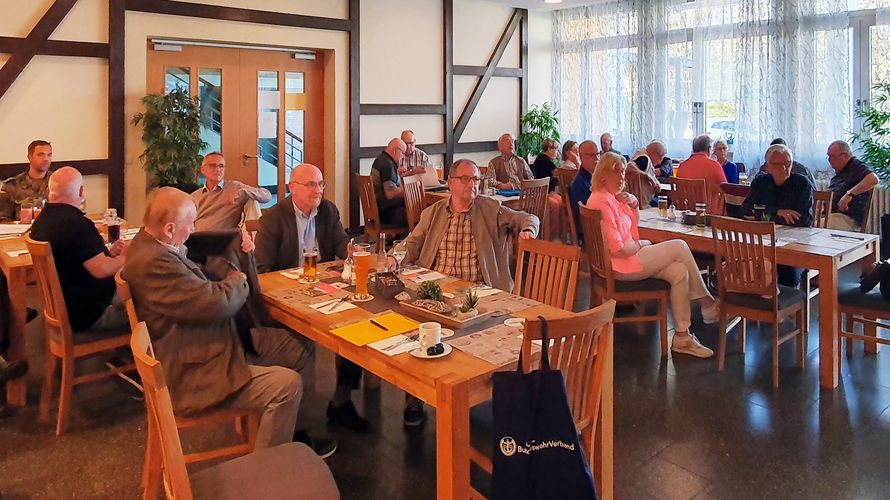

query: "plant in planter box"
xmin=852 ymin=81 xmax=890 ymax=187
xmin=132 ymin=87 xmax=207 ymax=192
xmin=458 ymin=288 xmax=480 ymax=319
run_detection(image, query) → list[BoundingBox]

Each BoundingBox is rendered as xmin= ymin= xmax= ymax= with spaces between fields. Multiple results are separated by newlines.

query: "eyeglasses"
xmin=291 ymin=180 xmax=326 ymax=190
xmin=203 ymin=163 xmax=225 ymax=169
xmin=450 ymin=175 xmax=481 ymax=185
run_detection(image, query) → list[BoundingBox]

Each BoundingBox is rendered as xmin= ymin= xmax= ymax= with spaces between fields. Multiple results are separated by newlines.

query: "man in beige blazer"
xmin=122 ymin=187 xmax=334 ymax=456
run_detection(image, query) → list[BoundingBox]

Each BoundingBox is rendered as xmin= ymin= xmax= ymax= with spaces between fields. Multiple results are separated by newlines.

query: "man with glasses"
xmin=254 ymin=164 xmax=369 ymax=434
xmin=486 ymin=133 xmax=534 ymax=190
xmin=826 ymin=140 xmax=879 ymax=232
xmin=191 ymin=152 xmax=271 ymax=235
xmin=569 ymin=140 xmax=600 ymax=241
xmin=398 ymin=130 xmax=431 ymax=177
xmin=371 ymin=138 xmax=409 ymax=226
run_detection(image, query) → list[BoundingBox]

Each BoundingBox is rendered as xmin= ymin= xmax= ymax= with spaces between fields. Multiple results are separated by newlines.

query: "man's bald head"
xmin=288 ymin=163 xmax=325 ymax=215
xmin=579 ymin=140 xmax=600 ymax=172
xmin=48 ymin=166 xmax=83 ymax=206
xmin=143 ymin=187 xmax=196 ymax=237
xmin=386 ymin=138 xmax=407 ymax=164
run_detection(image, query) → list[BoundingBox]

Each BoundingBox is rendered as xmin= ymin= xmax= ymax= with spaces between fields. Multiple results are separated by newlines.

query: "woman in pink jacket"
xmin=586 ymin=152 xmax=719 ymax=358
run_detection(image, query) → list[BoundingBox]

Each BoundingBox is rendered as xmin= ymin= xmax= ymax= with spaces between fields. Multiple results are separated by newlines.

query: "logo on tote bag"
xmin=500 ymin=437 xmax=517 ymax=457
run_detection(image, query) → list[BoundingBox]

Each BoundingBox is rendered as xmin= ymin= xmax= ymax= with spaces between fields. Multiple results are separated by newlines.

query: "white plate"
xmin=409 ymin=343 xmax=453 ymax=359
xmin=441 ymin=328 xmax=454 ymax=338
xmin=504 ymin=317 xmax=525 ymax=328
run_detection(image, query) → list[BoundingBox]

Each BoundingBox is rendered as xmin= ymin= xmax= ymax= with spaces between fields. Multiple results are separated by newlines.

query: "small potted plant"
xmin=457 ymin=288 xmax=480 ymax=319
xmin=413 ymin=281 xmax=452 ymax=314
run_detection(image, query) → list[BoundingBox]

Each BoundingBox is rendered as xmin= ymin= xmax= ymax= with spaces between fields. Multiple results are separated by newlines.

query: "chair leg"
xmin=659 ymin=298 xmax=669 ymax=358
xmin=845 ymin=314 xmax=855 ymax=358
xmin=865 ymin=315 xmax=879 ymax=355
xmin=56 ymin=355 xmax=74 ymax=435
xmin=717 ymin=314 xmax=727 ymax=371
xmin=772 ymin=322 xmax=780 ymax=389
xmin=142 ymin=427 xmax=162 ymax=500
xmin=739 ymin=318 xmax=747 ymax=354
xmin=39 ymin=354 xmax=58 ymax=422
xmin=797 ymin=309 xmax=806 ymax=370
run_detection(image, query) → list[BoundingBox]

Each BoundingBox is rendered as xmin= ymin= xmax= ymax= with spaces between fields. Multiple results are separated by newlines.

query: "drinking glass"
xmin=753 ymin=204 xmax=766 ymax=222
xmin=353 ymin=243 xmax=372 ymax=300
xmin=391 ymin=240 xmax=407 ymax=273
xmin=695 ymin=202 xmax=707 ymax=227
xmin=658 ymin=196 xmax=669 ymax=219
xmin=303 ymin=248 xmax=319 ymax=282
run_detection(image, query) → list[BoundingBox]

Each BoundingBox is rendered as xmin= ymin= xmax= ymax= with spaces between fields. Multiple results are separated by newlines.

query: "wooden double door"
xmin=147 ymin=43 xmax=324 ymax=205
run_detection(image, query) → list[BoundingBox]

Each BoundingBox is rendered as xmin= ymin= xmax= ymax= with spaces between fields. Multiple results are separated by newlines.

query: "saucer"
xmin=410 ymin=343 xmax=453 ymax=359
xmin=441 ymin=328 xmax=455 ymax=338
xmin=504 ymin=317 xmax=525 ymax=328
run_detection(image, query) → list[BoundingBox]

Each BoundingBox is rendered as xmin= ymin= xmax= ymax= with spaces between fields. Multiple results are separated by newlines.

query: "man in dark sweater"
xmin=826 ymin=140 xmax=879 ymax=231
xmin=370 ymin=138 xmax=408 ymax=227
xmin=741 ymin=144 xmax=813 ymax=287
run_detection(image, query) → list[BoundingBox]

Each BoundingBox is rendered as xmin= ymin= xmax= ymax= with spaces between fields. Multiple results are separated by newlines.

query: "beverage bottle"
xmin=376 ymin=233 xmax=387 ymax=273
xmin=341 ymin=238 xmax=354 ymax=283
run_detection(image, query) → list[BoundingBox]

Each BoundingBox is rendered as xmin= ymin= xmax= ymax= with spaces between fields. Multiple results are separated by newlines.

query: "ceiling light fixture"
xmin=544 ymin=0 xmax=563 ymax=4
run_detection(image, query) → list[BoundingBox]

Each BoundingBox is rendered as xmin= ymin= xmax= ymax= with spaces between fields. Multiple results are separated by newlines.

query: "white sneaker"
xmin=671 ymin=334 xmax=714 ymax=358
xmin=701 ymin=304 xmax=719 ymax=325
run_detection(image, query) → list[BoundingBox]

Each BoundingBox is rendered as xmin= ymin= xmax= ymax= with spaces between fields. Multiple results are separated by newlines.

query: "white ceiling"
xmin=479 ymin=0 xmax=601 ymax=11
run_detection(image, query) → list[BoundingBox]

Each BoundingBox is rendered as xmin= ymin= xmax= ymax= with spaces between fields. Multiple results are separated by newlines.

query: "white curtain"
xmin=552 ymin=0 xmax=858 ymax=176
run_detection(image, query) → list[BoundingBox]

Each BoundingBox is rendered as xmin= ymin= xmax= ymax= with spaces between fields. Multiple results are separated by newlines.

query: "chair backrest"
xmin=131 ymin=322 xmax=193 ymax=500
xmin=812 ymin=190 xmax=833 ymax=229
xmin=25 ymin=237 xmax=73 ymax=346
xmin=710 ymin=216 xmax=778 ymax=302
xmin=356 ymin=174 xmax=381 ymax=230
xmin=402 ymin=174 xmax=426 ymax=232
xmin=513 ymin=238 xmax=582 ymax=311
xmin=114 ymin=271 xmax=140 ymax=331
xmin=577 ymin=205 xmax=616 ymax=293
xmin=519 ymin=177 xmax=550 ymax=223
xmin=668 ymin=176 xmax=707 ymax=211
xmin=708 ymin=183 xmax=725 ymax=216
xmin=555 ymin=168 xmax=579 ymax=245
xmin=623 ymin=167 xmax=646 ymax=206
xmin=520 ymin=300 xmax=616 ymax=431
xmin=859 ymin=188 xmax=874 ymax=234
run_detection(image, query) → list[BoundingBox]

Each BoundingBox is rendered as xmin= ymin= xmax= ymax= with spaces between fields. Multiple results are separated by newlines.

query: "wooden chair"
xmin=668 ymin=176 xmax=707 ymax=211
xmin=624 ymin=167 xmax=646 ymax=207
xmin=130 ymin=322 xmax=339 ymax=500
xmin=519 ymin=177 xmax=550 ymax=239
xmin=402 ymin=173 xmax=426 ymax=232
xmin=555 ymin=167 xmax=580 ymax=245
xmin=520 ymin=299 xmax=617 ymax=495
xmin=115 ymin=272 xmax=259 ymax=497
xmin=859 ymin=189 xmax=874 ymax=234
xmin=709 ymin=216 xmax=807 ymax=388
xmin=513 ymin=238 xmax=582 ymax=311
xmin=356 ymin=174 xmax=408 ymax=242
xmin=838 ymin=281 xmax=890 ymax=360
xmin=813 ymin=190 xmax=833 ymax=229
xmin=708 ymin=183 xmax=725 ymax=216
xmin=26 ymin=237 xmax=134 ymax=435
xmin=578 ymin=205 xmax=671 ymax=357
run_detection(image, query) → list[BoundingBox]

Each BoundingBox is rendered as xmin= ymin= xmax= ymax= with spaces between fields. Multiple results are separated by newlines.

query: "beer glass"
xmin=658 ymin=195 xmax=669 ymax=219
xmin=753 ymin=204 xmax=766 ymax=222
xmin=303 ymin=248 xmax=319 ymax=282
xmin=353 ymin=243 xmax=372 ymax=300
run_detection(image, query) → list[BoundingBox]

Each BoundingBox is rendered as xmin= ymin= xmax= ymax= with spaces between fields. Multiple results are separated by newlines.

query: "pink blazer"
xmin=586 ymin=190 xmax=643 ymax=274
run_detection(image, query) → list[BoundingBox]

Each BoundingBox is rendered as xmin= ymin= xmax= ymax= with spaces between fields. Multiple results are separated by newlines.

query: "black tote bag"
xmin=491 ymin=316 xmax=598 ymax=500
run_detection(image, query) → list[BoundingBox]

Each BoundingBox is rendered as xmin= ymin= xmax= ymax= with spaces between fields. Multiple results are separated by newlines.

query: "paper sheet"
xmin=330 ymin=312 xmax=420 ymax=346
xmin=0 ymin=224 xmax=30 ymax=235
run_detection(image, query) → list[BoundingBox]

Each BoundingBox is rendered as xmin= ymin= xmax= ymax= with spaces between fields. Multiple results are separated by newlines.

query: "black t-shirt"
xmin=531 ymin=154 xmax=558 ymax=192
xmin=30 ymin=203 xmax=115 ymax=330
xmin=371 ymin=151 xmax=404 ymax=213
xmin=828 ymin=157 xmax=873 ymax=225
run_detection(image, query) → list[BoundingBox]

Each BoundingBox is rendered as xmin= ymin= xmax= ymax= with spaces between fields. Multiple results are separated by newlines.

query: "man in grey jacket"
xmin=404 ymin=158 xmax=539 ymax=292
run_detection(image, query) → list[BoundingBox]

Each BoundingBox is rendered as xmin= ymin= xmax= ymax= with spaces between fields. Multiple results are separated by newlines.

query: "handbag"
xmin=491 ymin=316 xmax=598 ymax=500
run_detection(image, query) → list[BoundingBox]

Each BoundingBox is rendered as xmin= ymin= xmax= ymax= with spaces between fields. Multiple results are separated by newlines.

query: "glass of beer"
xmin=753 ymin=204 xmax=766 ymax=221
xmin=353 ymin=243 xmax=372 ymax=300
xmin=303 ymin=248 xmax=319 ymax=282
xmin=695 ymin=202 xmax=708 ymax=227
xmin=658 ymin=195 xmax=669 ymax=219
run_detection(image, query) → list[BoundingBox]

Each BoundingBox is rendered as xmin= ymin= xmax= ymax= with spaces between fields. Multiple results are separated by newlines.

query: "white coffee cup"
xmin=418 ymin=322 xmax=442 ymax=350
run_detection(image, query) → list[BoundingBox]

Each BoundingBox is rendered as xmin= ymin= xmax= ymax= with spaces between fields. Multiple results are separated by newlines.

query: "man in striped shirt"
xmin=398 ymin=130 xmax=431 ymax=177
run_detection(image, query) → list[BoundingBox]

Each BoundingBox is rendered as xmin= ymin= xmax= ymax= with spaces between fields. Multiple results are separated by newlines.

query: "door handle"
xmin=242 ymin=154 xmax=259 ymax=159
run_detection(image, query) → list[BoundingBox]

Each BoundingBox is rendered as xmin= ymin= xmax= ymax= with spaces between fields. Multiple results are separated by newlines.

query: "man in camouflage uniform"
xmin=0 ymin=140 xmax=53 ymax=222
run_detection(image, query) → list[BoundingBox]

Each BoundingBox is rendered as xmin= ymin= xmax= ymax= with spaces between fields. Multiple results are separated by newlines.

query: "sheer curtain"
xmin=552 ymin=0 xmax=856 ymax=174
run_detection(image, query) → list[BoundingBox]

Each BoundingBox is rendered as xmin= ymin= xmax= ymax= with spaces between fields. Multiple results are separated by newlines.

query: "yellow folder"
xmin=330 ymin=312 xmax=421 ymax=346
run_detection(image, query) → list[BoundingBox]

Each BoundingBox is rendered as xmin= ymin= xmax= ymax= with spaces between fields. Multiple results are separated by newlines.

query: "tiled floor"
xmin=2 ymin=271 xmax=890 ymax=499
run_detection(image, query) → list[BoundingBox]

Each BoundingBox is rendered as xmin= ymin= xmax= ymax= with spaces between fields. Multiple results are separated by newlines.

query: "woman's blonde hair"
xmin=592 ymin=152 xmax=626 ymax=191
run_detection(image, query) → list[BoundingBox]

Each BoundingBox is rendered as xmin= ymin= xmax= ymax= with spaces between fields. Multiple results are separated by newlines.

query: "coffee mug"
xmin=418 ymin=322 xmax=442 ymax=350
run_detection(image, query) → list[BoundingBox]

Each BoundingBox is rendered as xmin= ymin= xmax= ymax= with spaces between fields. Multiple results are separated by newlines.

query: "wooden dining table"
xmin=636 ymin=208 xmax=880 ymax=389
xmin=259 ymin=265 xmax=614 ymax=499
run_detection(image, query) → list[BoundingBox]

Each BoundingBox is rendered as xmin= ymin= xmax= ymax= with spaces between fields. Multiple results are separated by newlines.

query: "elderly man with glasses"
xmin=402 ymin=159 xmax=539 ymax=292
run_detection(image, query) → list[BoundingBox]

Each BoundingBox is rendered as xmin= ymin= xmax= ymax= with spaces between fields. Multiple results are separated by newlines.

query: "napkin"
xmin=368 ymin=334 xmax=420 ymax=356
xmin=473 ymin=285 xmax=501 ymax=298
xmin=309 ymin=298 xmax=357 ymax=314
xmin=280 ymin=268 xmax=304 ymax=280
xmin=5 ymin=250 xmax=29 ymax=258
xmin=411 ymin=270 xmax=447 ymax=282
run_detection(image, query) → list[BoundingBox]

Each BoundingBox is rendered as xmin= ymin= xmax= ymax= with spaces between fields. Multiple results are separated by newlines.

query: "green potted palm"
xmin=516 ymin=102 xmax=560 ymax=162
xmin=132 ymin=87 xmax=206 ymax=193
xmin=852 ymin=80 xmax=890 ymax=256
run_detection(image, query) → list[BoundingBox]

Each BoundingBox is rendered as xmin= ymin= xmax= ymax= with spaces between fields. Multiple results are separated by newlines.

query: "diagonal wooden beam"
xmin=453 ymin=9 xmax=522 ymax=143
xmin=0 ymin=0 xmax=79 ymax=101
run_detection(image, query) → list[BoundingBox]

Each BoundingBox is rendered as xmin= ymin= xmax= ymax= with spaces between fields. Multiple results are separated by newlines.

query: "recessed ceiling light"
xmin=544 ymin=0 xmax=563 ymax=3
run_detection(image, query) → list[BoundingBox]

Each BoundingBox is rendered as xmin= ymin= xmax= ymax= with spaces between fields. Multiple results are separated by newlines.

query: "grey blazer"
xmin=122 ymin=231 xmax=251 ymax=415
xmin=403 ymin=196 xmax=539 ymax=292
xmin=255 ymin=198 xmax=349 ymax=273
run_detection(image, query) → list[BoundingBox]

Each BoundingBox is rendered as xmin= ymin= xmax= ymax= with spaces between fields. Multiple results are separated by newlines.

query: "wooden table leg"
xmin=436 ymin=374 xmax=470 ymax=499
xmin=5 ymin=267 xmax=27 ymax=406
xmin=818 ymin=259 xmax=839 ymax=389
xmin=594 ymin=330 xmax=614 ymax=500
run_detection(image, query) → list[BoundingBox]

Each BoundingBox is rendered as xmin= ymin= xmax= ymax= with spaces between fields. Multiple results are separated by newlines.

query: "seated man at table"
xmin=752 ymin=138 xmax=815 ymax=187
xmin=569 ymin=140 xmax=599 ymax=242
xmin=255 ymin=163 xmax=370 ymax=433
xmin=628 ymin=146 xmax=662 ymax=206
xmin=741 ymin=144 xmax=813 ymax=287
xmin=646 ymin=140 xmax=674 ymax=179
xmin=600 ymin=132 xmax=623 ymax=158
xmin=678 ymin=135 xmax=727 ymax=186
xmin=30 ymin=167 xmax=128 ymax=331
xmin=371 ymin=138 xmax=409 ymax=227
xmin=124 ymin=187 xmax=335 ymax=455
xmin=826 ymin=140 xmax=879 ymax=232
xmin=0 ymin=140 xmax=53 ymax=222
xmin=486 ymin=133 xmax=534 ymax=190
xmin=398 ymin=130 xmax=432 ymax=177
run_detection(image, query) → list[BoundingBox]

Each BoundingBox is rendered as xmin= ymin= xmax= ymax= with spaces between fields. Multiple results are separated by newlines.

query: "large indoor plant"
xmin=852 ymin=81 xmax=890 ymax=186
xmin=516 ymin=102 xmax=560 ymax=161
xmin=132 ymin=87 xmax=206 ymax=192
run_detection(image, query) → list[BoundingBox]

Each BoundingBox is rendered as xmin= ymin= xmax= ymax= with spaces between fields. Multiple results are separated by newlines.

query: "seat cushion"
xmin=838 ymin=281 xmax=889 ymax=313
xmin=191 ymin=442 xmax=339 ymax=500
xmin=594 ymin=274 xmax=670 ymax=293
xmin=724 ymin=285 xmax=805 ymax=311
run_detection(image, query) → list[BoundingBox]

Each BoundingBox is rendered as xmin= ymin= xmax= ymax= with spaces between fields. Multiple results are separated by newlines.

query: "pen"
xmin=369 ymin=318 xmax=389 ymax=331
